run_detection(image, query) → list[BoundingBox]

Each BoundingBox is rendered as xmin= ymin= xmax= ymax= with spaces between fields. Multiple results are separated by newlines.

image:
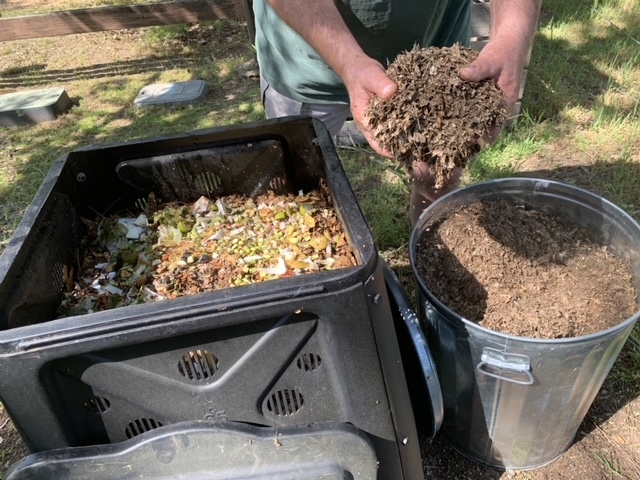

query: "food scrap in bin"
xmin=58 ymin=183 xmax=356 ymax=317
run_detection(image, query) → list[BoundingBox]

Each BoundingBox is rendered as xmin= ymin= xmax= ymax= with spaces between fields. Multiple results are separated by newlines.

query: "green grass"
xmin=594 ymin=453 xmax=623 ymax=478
xmin=466 ymin=111 xmax=555 ymax=182
xmin=0 ymin=20 xmax=259 ymax=249
xmin=339 ymin=147 xmax=412 ymax=250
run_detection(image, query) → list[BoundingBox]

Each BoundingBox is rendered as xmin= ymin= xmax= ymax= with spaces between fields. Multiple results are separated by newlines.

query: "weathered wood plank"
xmin=0 ymin=1 xmax=494 ymax=44
xmin=0 ymin=0 xmax=246 ymax=42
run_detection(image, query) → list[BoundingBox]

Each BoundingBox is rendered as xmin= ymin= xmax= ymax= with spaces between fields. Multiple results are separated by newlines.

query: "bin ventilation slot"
xmin=134 ymin=197 xmax=148 ymax=212
xmin=83 ymin=395 xmax=111 ymax=414
xmin=125 ymin=418 xmax=163 ymax=439
xmin=297 ymin=353 xmax=322 ymax=371
xmin=178 ymin=350 xmax=219 ymax=380
xmin=266 ymin=388 xmax=304 ymax=416
xmin=194 ymin=171 xmax=222 ymax=194
xmin=52 ymin=262 xmax=66 ymax=293
xmin=269 ymin=176 xmax=287 ymax=190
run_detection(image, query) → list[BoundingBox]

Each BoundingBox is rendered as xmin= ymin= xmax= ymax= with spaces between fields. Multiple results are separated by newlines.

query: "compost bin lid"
xmin=5 ymin=421 xmax=379 ymax=479
xmin=382 ymin=260 xmax=444 ymax=438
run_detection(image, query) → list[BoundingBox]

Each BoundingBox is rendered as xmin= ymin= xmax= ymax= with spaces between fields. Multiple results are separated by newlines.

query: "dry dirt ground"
xmin=1 ymin=2 xmax=640 ymax=480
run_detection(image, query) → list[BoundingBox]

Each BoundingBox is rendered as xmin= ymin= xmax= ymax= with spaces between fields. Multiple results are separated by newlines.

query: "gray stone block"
xmin=134 ymin=80 xmax=208 ymax=107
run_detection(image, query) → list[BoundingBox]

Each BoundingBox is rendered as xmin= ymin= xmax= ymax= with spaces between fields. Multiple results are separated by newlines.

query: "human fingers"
xmin=459 ymin=49 xmax=500 ymax=83
xmin=343 ymin=58 xmax=397 ymax=111
xmin=459 ymin=43 xmax=520 ymax=107
xmin=361 ymin=127 xmax=394 ymax=158
xmin=342 ymin=59 xmax=397 ymax=157
xmin=349 ymin=90 xmax=393 ymax=158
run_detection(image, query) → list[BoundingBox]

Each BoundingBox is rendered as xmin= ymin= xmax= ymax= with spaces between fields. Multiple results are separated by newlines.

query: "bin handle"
xmin=476 ymin=348 xmax=535 ymax=386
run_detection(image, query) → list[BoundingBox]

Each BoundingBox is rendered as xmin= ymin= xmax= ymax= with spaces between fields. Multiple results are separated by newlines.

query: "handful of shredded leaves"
xmin=58 ymin=185 xmax=356 ymax=318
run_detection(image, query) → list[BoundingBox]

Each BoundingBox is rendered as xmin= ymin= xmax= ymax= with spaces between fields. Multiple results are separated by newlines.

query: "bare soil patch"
xmin=415 ymin=198 xmax=636 ymax=338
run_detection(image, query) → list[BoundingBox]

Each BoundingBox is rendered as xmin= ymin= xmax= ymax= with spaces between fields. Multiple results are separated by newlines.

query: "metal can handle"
xmin=476 ymin=347 xmax=535 ymax=386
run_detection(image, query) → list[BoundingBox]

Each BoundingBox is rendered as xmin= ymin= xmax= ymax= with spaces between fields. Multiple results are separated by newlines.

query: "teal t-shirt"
xmin=253 ymin=0 xmax=471 ymax=104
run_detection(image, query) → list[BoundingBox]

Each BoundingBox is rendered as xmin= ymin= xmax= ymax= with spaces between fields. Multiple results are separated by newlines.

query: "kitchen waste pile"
xmin=59 ymin=184 xmax=356 ymax=317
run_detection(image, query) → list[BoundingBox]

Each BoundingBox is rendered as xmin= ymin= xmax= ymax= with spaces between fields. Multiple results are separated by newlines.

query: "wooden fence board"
xmin=1 ymin=1 xmax=492 ymax=43
xmin=0 ymin=0 xmax=246 ymax=42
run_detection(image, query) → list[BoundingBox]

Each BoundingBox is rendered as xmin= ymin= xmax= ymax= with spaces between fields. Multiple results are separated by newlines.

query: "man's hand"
xmin=341 ymin=56 xmax=397 ymax=157
xmin=456 ymin=0 xmax=541 ymax=146
xmin=459 ymin=0 xmax=541 ymax=115
xmin=459 ymin=38 xmax=525 ymax=145
xmin=267 ymin=0 xmax=399 ymax=157
xmin=459 ymin=40 xmax=523 ymax=108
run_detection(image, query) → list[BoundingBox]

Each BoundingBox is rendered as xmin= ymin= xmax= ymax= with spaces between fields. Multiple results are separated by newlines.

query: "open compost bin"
xmin=0 ymin=116 xmax=433 ymax=479
xmin=410 ymin=178 xmax=640 ymax=470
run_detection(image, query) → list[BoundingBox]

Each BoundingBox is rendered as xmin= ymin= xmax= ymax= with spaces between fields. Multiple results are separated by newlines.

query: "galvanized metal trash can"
xmin=409 ymin=178 xmax=640 ymax=469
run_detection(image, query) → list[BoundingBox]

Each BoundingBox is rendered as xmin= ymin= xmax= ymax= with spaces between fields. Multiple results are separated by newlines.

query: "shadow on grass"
xmin=525 ymin=0 xmax=640 ymax=123
xmin=0 ymin=21 xmax=252 ymax=89
xmin=337 ymin=145 xmax=413 ymax=251
xmin=1 ymin=2 xmax=639 ymax=479
xmin=0 ymin=56 xmax=203 ymax=89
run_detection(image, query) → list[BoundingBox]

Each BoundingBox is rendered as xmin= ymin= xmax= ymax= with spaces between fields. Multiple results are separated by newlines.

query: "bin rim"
xmin=382 ymin=259 xmax=444 ymax=437
xmin=409 ymin=176 xmax=640 ymax=344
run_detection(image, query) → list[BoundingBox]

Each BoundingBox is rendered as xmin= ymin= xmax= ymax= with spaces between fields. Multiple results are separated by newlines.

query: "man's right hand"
xmin=341 ymin=56 xmax=398 ymax=158
xmin=267 ymin=0 xmax=398 ymax=157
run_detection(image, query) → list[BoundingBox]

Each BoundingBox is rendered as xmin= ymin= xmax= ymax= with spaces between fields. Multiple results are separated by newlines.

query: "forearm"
xmin=490 ymin=0 xmax=542 ymax=63
xmin=267 ymin=0 xmax=367 ymax=81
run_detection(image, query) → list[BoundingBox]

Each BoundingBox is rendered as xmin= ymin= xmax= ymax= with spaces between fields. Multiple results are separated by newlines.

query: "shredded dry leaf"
xmin=367 ymin=43 xmax=507 ymax=188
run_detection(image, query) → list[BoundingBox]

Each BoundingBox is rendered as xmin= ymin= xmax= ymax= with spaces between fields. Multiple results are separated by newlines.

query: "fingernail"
xmin=460 ymin=66 xmax=474 ymax=77
xmin=381 ymin=83 xmax=396 ymax=98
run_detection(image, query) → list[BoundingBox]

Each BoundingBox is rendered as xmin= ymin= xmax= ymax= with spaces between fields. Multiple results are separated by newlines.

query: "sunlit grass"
xmin=0 ymin=19 xmax=257 ymax=251
xmin=339 ymin=147 xmax=411 ymax=250
xmin=0 ymin=0 xmax=639 ymax=477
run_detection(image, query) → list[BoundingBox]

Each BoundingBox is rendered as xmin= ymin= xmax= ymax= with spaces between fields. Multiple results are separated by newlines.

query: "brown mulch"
xmin=367 ymin=44 xmax=506 ymax=189
xmin=414 ymin=198 xmax=637 ymax=338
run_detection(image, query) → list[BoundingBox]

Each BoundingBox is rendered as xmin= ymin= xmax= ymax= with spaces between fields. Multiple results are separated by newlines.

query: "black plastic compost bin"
xmin=0 ymin=117 xmax=426 ymax=479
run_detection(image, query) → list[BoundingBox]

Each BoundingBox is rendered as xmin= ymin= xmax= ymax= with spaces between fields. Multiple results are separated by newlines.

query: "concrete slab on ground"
xmin=134 ymin=80 xmax=208 ymax=107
